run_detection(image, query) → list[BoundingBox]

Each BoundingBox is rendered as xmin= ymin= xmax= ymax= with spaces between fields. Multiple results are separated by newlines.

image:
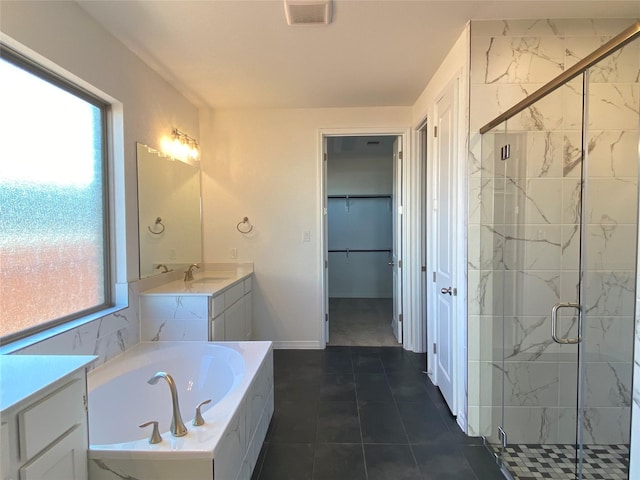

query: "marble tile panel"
xmin=561 ymin=177 xmax=583 ymax=225
xmin=583 ymin=362 xmax=632 ymax=408
xmin=502 ymin=406 xmax=561 ymax=444
xmin=586 ymin=224 xmax=638 ymax=271
xmin=587 ymin=83 xmax=640 ymax=131
xmin=470 ymin=83 xmax=544 ymax=132
xmin=557 ymin=18 xmax=640 ymax=37
xmin=585 ymin=271 xmax=635 ymax=318
xmin=466 ymin=405 xmax=494 ymax=438
xmin=502 ymin=270 xmax=561 ymax=317
xmin=468 ymin=268 xmax=503 ymax=316
xmin=587 ymin=129 xmax=640 ymax=178
xmin=581 ymin=407 xmax=631 ymax=444
xmin=478 ymin=224 xmax=505 ymax=270
xmin=214 ymin=398 xmax=248 ymax=480
xmin=470 ymin=36 xmax=564 ymax=85
xmin=503 ymin=177 xmax=563 ymax=225
xmin=566 ymin=36 xmax=640 ymax=82
xmin=140 ymin=316 xmax=208 ymax=342
xmin=502 ymin=224 xmax=562 ymax=271
xmin=503 ymin=315 xmax=560 ymax=362
xmin=557 ymin=360 xmax=579 ymax=408
xmin=468 ymin=361 xmax=499 ymax=407
xmin=501 ymin=361 xmax=560 ymax=407
xmin=587 ymin=177 xmax=639 ymax=225
xmin=470 ymin=19 xmax=565 ymax=38
xmin=583 ymin=316 xmax=636 ymax=363
xmin=523 ymin=131 xmax=565 ymax=179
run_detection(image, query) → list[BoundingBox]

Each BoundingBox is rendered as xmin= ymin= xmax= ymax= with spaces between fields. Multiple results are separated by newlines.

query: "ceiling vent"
xmin=284 ymin=0 xmax=332 ymax=26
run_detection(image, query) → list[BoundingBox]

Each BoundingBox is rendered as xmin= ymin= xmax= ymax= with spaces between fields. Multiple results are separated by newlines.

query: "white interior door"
xmin=323 ymin=136 xmax=330 ymax=343
xmin=434 ymin=82 xmax=456 ymax=413
xmin=391 ymin=137 xmax=403 ymax=344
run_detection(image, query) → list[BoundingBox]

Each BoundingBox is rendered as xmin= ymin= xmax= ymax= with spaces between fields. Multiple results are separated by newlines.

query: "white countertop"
xmin=140 ymin=264 xmax=253 ymax=296
xmin=0 ymin=354 xmax=97 ymax=412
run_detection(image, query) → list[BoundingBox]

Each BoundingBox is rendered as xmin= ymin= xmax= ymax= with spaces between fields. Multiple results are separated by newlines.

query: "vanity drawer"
xmin=18 ymin=379 xmax=84 ymax=460
xmin=224 ymin=282 xmax=244 ymax=307
xmin=243 ymin=277 xmax=252 ymax=294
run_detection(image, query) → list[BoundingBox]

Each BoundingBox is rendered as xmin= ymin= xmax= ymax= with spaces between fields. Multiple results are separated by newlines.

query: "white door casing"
xmin=433 ymin=79 xmax=457 ymax=414
xmin=323 ymin=136 xmax=330 ymax=343
xmin=391 ymin=137 xmax=403 ymax=344
xmin=320 ymin=128 xmax=411 ymax=350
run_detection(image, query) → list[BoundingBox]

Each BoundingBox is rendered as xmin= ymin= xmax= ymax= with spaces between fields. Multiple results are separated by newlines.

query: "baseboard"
xmin=456 ymin=410 xmax=468 ymax=434
xmin=272 ymin=340 xmax=324 ymax=349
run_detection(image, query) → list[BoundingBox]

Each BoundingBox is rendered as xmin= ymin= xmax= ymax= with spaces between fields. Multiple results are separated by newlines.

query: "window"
xmin=0 ymin=48 xmax=111 ymax=343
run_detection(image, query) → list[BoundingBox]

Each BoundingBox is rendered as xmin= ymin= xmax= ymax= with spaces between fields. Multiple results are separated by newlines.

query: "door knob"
xmin=440 ymin=287 xmax=452 ymax=295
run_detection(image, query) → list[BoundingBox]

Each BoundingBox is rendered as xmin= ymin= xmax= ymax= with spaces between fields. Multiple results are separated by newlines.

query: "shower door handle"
xmin=551 ymin=302 xmax=582 ymax=344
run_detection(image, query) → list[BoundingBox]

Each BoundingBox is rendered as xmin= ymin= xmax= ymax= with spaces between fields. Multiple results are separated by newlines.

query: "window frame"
xmin=0 ymin=45 xmax=113 ymax=345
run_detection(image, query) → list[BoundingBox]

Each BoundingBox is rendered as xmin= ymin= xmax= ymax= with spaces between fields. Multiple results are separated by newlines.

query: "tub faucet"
xmin=184 ymin=263 xmax=200 ymax=282
xmin=147 ymin=372 xmax=188 ymax=437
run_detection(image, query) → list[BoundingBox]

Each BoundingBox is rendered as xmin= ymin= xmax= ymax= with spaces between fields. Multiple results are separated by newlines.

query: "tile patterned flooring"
xmin=251 ymin=346 xmax=505 ymax=480
xmin=499 ymin=444 xmax=629 ymax=480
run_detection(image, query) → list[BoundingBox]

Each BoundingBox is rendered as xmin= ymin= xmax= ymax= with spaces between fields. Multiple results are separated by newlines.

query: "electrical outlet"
xmin=230 ymin=248 xmax=238 ymax=259
xmin=303 ymin=231 xmax=311 ymax=243
xmin=169 ymin=248 xmax=177 ymax=259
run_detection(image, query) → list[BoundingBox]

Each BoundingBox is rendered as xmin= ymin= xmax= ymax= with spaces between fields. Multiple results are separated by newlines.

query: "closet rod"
xmin=328 ymin=249 xmax=392 ymax=253
xmin=327 ymin=194 xmax=391 ymax=199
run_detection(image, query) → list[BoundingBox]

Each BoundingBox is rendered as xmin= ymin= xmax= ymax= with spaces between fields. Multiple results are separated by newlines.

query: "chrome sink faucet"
xmin=184 ymin=263 xmax=200 ymax=282
xmin=147 ymin=372 xmax=188 ymax=437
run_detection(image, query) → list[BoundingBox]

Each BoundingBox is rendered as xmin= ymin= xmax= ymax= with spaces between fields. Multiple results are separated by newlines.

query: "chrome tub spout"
xmin=147 ymin=372 xmax=188 ymax=437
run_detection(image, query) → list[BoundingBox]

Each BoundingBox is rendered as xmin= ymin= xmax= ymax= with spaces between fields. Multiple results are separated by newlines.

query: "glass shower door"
xmin=577 ymin=40 xmax=639 ymax=478
xmin=498 ymin=77 xmax=585 ymax=479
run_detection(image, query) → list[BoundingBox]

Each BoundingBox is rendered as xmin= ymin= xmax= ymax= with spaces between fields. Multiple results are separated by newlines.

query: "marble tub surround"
xmin=4 ymin=282 xmax=139 ymax=368
xmin=139 ymin=264 xmax=253 ymax=342
xmin=88 ymin=341 xmax=274 ymax=480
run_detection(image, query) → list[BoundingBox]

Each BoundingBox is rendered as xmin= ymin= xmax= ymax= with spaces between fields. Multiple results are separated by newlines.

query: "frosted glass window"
xmin=0 ymin=51 xmax=109 ymax=342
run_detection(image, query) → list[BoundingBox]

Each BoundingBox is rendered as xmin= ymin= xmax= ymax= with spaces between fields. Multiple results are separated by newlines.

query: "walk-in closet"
xmin=326 ymin=136 xmax=399 ymax=346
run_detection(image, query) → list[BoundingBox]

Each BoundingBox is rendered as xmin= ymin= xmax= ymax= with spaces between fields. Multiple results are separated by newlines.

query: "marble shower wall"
xmin=467 ymin=18 xmax=639 ymax=444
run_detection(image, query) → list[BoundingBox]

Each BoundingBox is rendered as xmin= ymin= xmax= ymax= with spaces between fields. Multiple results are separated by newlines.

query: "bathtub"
xmin=87 ymin=341 xmax=274 ymax=480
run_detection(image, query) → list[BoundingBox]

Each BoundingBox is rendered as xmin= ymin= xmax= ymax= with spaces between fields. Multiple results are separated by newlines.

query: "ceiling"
xmin=76 ymin=0 xmax=640 ymax=109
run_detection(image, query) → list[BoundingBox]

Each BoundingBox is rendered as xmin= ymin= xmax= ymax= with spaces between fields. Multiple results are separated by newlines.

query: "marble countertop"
xmin=0 ymin=354 xmax=97 ymax=412
xmin=140 ymin=264 xmax=253 ymax=296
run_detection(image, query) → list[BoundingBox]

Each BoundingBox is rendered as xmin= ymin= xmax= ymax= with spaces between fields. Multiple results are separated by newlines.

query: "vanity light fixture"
xmin=162 ymin=128 xmax=200 ymax=163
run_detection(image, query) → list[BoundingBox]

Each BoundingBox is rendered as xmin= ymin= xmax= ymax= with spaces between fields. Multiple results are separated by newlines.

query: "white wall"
xmin=200 ymin=107 xmax=411 ymax=348
xmin=0 ymin=1 xmax=199 ymax=362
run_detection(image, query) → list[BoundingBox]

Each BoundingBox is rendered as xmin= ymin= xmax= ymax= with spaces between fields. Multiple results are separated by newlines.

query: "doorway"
xmin=324 ymin=135 xmax=402 ymax=347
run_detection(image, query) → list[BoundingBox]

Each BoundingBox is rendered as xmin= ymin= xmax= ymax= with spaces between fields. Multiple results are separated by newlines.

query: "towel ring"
xmin=148 ymin=217 xmax=165 ymax=234
xmin=236 ymin=216 xmax=253 ymax=234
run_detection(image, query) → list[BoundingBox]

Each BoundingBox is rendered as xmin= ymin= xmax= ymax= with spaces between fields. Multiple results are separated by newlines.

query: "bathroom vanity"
xmin=139 ymin=264 xmax=253 ymax=342
xmin=0 ymin=355 xmax=96 ymax=480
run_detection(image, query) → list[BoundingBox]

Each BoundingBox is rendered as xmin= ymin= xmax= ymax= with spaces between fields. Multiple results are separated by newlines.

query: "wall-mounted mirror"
xmin=136 ymin=143 xmax=202 ymax=278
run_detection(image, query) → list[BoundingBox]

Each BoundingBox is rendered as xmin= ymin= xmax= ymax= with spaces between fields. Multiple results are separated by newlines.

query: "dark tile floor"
xmin=251 ymin=346 xmax=505 ymax=480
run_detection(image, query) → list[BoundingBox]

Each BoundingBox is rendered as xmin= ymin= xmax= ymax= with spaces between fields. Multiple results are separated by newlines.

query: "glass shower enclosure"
xmin=478 ymin=22 xmax=639 ymax=479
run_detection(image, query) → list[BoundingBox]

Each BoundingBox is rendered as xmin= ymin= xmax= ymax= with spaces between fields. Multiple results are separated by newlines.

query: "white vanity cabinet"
xmin=0 ymin=356 xmax=95 ymax=480
xmin=210 ymin=277 xmax=252 ymax=341
xmin=140 ymin=273 xmax=253 ymax=342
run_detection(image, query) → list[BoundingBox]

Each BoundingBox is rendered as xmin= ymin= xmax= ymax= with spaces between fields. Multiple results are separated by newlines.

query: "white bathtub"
xmin=87 ymin=341 xmax=274 ymax=480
